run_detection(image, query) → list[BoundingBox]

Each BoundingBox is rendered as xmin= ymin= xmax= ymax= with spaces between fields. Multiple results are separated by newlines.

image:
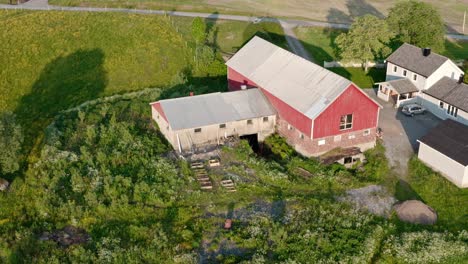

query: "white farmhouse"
xmin=377 ymin=43 xmax=463 ymax=107
xmin=417 ymin=119 xmax=468 ymax=188
xmin=421 ymin=77 xmax=468 ymax=125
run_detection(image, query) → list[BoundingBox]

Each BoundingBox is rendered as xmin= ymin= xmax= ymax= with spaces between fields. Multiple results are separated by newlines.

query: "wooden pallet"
xmin=220 ymin=179 xmax=237 ymax=192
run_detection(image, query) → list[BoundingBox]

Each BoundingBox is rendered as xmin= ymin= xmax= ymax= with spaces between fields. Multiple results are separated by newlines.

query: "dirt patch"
xmin=39 ymin=226 xmax=90 ymax=247
xmin=338 ymin=185 xmax=397 ymax=217
xmin=393 ymin=200 xmax=437 ymax=225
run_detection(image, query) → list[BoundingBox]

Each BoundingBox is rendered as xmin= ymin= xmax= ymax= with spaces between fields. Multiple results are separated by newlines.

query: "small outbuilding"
xmin=417 ymin=119 xmax=468 ymax=188
xmin=151 ymin=88 xmax=276 ymax=153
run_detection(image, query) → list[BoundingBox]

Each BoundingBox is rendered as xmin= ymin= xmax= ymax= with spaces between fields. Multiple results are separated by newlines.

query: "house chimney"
xmin=459 ymin=74 xmax=465 ymax=84
xmin=423 ymin=48 xmax=431 ymax=57
xmin=189 ymin=92 xmax=194 ymax=96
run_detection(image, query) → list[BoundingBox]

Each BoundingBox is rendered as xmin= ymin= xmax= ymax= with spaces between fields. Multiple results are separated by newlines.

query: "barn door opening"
xmin=240 ymin=134 xmax=259 ymax=153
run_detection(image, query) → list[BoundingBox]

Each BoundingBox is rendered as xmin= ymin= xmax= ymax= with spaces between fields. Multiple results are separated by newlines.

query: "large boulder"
xmin=393 ymin=200 xmax=437 ymax=225
xmin=0 ymin=178 xmax=9 ymax=191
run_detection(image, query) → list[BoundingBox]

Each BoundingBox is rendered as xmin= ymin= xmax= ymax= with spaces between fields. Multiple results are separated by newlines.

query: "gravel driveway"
xmin=364 ymin=89 xmax=441 ymax=176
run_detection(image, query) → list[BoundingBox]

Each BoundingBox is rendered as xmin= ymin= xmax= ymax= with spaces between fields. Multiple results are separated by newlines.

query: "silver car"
xmin=402 ymin=104 xmax=426 ymax=116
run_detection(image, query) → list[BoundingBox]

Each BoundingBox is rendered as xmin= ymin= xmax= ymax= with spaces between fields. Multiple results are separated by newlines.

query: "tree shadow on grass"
xmin=15 ymin=49 xmax=107 ymax=157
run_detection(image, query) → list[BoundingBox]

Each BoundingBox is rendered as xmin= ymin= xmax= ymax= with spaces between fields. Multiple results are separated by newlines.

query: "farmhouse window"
xmin=439 ymin=101 xmax=444 ymax=109
xmin=339 ymin=114 xmax=353 ymax=130
xmin=403 ymin=70 xmax=407 ymax=77
xmin=263 ymin=117 xmax=269 ymax=122
xmin=194 ymin=128 xmax=202 ymax=133
xmin=247 ymin=119 xmax=253 ymax=125
xmin=219 ymin=124 xmax=226 ymax=129
xmin=393 ymin=66 xmax=397 ymax=72
xmin=413 ymin=74 xmax=417 ymax=81
xmin=447 ymin=105 xmax=458 ymax=117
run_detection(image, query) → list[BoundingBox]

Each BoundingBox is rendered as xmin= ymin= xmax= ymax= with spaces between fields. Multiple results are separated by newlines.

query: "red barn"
xmin=226 ymin=36 xmax=381 ymax=156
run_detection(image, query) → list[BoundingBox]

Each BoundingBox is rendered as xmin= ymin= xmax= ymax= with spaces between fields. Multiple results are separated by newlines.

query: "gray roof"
xmin=379 ymin=78 xmax=419 ymax=94
xmin=424 ymin=77 xmax=468 ymax=112
xmin=386 ymin=43 xmax=448 ymax=77
xmin=419 ymin=119 xmax=468 ymax=166
xmin=156 ymin=88 xmax=276 ymax=130
xmin=226 ymin=36 xmax=354 ymax=119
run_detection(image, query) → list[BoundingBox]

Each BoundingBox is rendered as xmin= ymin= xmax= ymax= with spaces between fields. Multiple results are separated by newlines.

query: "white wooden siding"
xmin=418 ymin=142 xmax=468 ymax=188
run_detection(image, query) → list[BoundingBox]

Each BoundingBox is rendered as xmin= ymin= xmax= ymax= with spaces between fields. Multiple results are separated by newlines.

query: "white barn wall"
xmin=171 ymin=115 xmax=276 ymax=152
xmin=425 ymin=60 xmax=464 ymax=90
xmin=418 ymin=142 xmax=468 ymax=188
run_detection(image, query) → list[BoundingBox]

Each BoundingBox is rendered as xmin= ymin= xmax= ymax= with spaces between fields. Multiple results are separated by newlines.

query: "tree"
xmin=0 ymin=112 xmax=23 ymax=174
xmin=336 ymin=15 xmax=393 ymax=72
xmin=387 ymin=0 xmax=445 ymax=52
xmin=191 ymin=17 xmax=207 ymax=45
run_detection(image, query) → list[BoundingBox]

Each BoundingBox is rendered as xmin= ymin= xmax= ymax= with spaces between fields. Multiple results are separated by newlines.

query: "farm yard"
xmin=47 ymin=0 xmax=467 ymax=34
xmin=1 ymin=89 xmax=467 ymax=262
xmin=0 ymin=6 xmax=468 ymax=263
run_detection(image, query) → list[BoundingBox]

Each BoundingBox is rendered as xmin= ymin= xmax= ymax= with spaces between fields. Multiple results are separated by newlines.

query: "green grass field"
xmin=48 ymin=0 xmax=467 ymax=34
xmin=0 ymin=10 xmax=286 ymax=157
xmin=396 ymin=158 xmax=468 ymax=232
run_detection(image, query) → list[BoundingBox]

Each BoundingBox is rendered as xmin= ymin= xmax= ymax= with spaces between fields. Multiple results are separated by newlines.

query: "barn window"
xmin=403 ymin=70 xmax=407 ymax=77
xmin=194 ymin=128 xmax=202 ymax=133
xmin=263 ymin=117 xmax=269 ymax=122
xmin=219 ymin=124 xmax=226 ymax=129
xmin=287 ymin=124 xmax=293 ymax=130
xmin=334 ymin=135 xmax=341 ymax=142
xmin=344 ymin=157 xmax=353 ymax=164
xmin=348 ymin=134 xmax=356 ymax=139
xmin=363 ymin=129 xmax=370 ymax=136
xmin=247 ymin=119 xmax=253 ymax=125
xmin=393 ymin=66 xmax=397 ymax=72
xmin=318 ymin=139 xmax=326 ymax=146
xmin=339 ymin=114 xmax=353 ymax=130
xmin=439 ymin=101 xmax=444 ymax=109
xmin=299 ymin=133 xmax=304 ymax=140
xmin=413 ymin=74 xmax=417 ymax=81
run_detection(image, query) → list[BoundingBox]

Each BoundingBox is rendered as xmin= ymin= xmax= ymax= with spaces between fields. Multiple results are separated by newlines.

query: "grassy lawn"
xmin=295 ymin=26 xmax=468 ymax=88
xmin=47 ymin=0 xmax=466 ymax=34
xmin=395 ymin=157 xmax=468 ymax=232
xmin=173 ymin=17 xmax=287 ymax=54
xmin=0 ymin=10 xmax=286 ymax=159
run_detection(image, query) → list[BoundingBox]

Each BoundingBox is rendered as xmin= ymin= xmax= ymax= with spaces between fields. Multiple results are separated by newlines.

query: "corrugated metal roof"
xmin=379 ymin=78 xmax=419 ymax=94
xmin=226 ymin=36 xmax=352 ymax=119
xmin=419 ymin=119 xmax=468 ymax=166
xmin=424 ymin=77 xmax=468 ymax=112
xmin=386 ymin=43 xmax=448 ymax=77
xmin=155 ymin=88 xmax=276 ymax=130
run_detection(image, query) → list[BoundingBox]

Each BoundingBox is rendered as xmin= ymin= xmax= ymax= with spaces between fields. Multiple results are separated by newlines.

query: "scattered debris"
xmin=0 ymin=178 xmax=9 ymax=191
xmin=221 ymin=179 xmax=237 ymax=192
xmin=209 ymin=158 xmax=221 ymax=167
xmin=224 ymin=219 xmax=232 ymax=229
xmin=393 ymin=200 xmax=437 ymax=225
xmin=320 ymin=147 xmax=365 ymax=168
xmin=192 ymin=162 xmax=213 ymax=190
xmin=338 ymin=185 xmax=397 ymax=217
xmin=39 ymin=226 xmax=90 ymax=247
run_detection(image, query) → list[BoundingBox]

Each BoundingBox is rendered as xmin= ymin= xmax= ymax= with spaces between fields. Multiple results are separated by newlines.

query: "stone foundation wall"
xmin=276 ymin=118 xmax=376 ymax=157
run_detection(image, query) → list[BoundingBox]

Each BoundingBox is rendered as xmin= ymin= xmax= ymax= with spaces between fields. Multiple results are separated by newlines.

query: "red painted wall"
xmin=260 ymin=88 xmax=312 ymax=136
xmin=151 ymin=102 xmax=168 ymax=122
xmin=313 ymin=84 xmax=379 ymax=139
xmin=227 ymin=67 xmax=259 ymax=91
xmin=227 ymin=66 xmax=312 ymax=136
